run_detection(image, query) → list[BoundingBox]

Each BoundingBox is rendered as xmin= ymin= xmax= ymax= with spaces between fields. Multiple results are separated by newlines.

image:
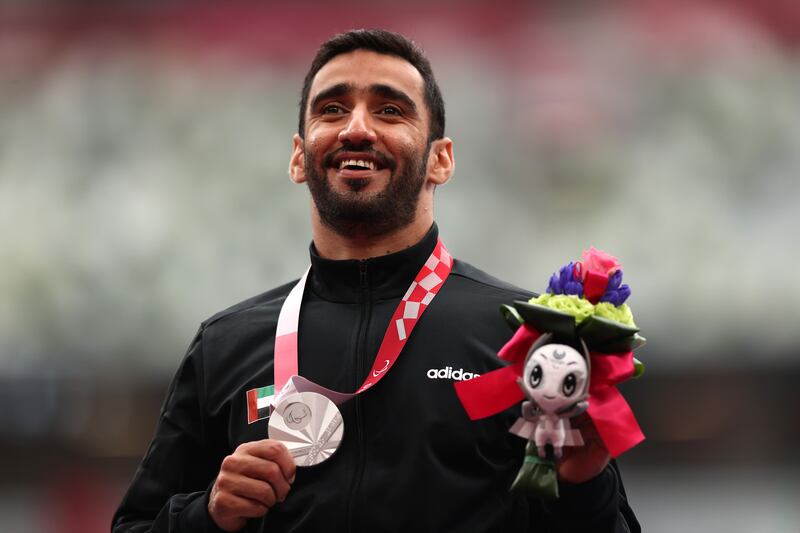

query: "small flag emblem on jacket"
xmin=246 ymin=385 xmax=274 ymax=423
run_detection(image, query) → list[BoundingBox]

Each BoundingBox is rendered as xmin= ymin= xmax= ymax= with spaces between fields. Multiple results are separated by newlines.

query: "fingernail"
xmin=289 ymin=474 xmax=296 ymax=484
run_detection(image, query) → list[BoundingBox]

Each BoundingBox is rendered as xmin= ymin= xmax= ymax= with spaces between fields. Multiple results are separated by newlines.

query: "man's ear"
xmin=427 ymin=137 xmax=454 ymax=186
xmin=289 ymin=134 xmax=307 ymax=184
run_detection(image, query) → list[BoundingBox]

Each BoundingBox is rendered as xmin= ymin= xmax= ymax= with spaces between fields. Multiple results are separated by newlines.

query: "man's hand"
xmin=557 ymin=415 xmax=610 ymax=484
xmin=208 ymin=439 xmax=296 ymax=532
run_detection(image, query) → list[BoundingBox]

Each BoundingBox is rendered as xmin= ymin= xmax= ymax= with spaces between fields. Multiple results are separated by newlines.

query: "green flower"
xmin=529 ymin=294 xmax=637 ymax=328
xmin=529 ymin=294 xmax=595 ymax=324
xmin=594 ymin=302 xmax=636 ymax=327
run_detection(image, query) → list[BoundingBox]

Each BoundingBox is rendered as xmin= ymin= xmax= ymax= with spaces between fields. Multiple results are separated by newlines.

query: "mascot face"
xmin=522 ymin=343 xmax=588 ymax=414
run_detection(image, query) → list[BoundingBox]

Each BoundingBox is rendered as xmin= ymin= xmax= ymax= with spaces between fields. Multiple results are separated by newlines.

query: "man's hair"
xmin=298 ymin=29 xmax=445 ymax=142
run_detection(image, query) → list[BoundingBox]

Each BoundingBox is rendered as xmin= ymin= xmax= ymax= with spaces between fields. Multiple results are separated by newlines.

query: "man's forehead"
xmin=308 ymin=50 xmax=425 ymax=104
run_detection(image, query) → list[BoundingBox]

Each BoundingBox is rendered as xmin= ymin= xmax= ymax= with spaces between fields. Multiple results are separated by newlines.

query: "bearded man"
xmin=113 ymin=29 xmax=640 ymax=533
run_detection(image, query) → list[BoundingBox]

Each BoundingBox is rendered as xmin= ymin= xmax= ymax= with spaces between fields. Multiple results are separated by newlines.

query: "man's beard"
xmin=304 ymin=142 xmax=430 ymax=238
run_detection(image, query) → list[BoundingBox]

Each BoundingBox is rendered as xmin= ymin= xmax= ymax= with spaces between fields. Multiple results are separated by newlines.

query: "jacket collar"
xmin=308 ymin=223 xmax=439 ymax=303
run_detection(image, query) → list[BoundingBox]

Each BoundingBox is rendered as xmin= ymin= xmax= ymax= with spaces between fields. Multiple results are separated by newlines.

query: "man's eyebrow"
xmin=370 ymin=84 xmax=418 ymax=114
xmin=309 ymin=83 xmax=353 ymax=112
xmin=309 ymin=82 xmax=419 ymax=115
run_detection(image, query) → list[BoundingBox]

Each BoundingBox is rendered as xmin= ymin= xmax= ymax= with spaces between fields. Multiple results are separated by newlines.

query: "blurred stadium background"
xmin=1 ymin=1 xmax=799 ymax=531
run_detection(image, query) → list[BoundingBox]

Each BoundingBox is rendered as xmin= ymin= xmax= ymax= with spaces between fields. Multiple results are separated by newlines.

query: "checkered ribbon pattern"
xmin=273 ymin=239 xmax=453 ymax=400
xmin=356 ymin=240 xmax=452 ymax=393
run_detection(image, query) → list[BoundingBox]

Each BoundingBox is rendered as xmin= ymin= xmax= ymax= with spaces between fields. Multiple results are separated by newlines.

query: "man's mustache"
xmin=322 ymin=144 xmax=396 ymax=171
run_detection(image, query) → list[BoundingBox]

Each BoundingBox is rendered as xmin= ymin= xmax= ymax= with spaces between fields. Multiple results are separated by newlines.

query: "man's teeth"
xmin=339 ymin=159 xmax=377 ymax=171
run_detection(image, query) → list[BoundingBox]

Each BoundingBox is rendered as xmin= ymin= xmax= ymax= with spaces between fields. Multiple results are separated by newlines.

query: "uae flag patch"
xmin=246 ymin=385 xmax=275 ymax=424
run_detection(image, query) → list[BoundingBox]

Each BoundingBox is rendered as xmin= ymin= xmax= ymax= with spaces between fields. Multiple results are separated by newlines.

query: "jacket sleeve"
xmin=529 ymin=461 xmax=641 ymax=533
xmin=112 ymin=328 xmax=227 ymax=533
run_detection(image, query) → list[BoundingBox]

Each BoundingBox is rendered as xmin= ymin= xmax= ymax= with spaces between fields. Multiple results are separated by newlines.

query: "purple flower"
xmin=547 ymin=262 xmax=584 ymax=297
xmin=606 ymin=269 xmax=623 ymax=291
xmin=599 ymin=269 xmax=631 ymax=306
xmin=548 ymin=272 xmax=560 ymax=293
xmin=564 ymin=280 xmax=584 ymax=296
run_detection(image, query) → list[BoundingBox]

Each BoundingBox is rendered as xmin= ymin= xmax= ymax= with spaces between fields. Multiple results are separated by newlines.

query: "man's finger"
xmin=229 ymin=474 xmax=281 ymax=508
xmin=246 ymin=440 xmax=297 ymax=483
xmin=208 ymin=487 xmax=268 ymax=529
xmin=221 ymin=492 xmax=269 ymax=519
xmin=235 ymin=459 xmax=292 ymax=503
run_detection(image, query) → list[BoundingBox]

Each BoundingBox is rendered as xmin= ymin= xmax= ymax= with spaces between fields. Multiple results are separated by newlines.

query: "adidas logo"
xmin=426 ymin=366 xmax=480 ymax=381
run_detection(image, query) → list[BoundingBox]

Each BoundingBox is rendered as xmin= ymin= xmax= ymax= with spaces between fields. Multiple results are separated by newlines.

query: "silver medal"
xmin=268 ymin=391 xmax=344 ymax=467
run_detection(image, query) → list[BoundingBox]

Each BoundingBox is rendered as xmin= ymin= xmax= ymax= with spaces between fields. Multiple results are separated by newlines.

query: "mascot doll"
xmin=455 ymin=248 xmax=646 ymax=498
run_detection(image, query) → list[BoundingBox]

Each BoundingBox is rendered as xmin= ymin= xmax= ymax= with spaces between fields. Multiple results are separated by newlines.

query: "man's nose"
xmin=338 ymin=106 xmax=377 ymax=145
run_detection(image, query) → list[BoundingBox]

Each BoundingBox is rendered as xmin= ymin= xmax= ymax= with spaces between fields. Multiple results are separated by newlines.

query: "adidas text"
xmin=426 ymin=366 xmax=480 ymax=381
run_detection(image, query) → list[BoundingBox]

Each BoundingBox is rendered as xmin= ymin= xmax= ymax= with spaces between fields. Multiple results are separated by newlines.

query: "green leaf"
xmin=500 ymin=304 xmax=524 ymax=331
xmin=592 ymin=333 xmax=647 ymax=354
xmin=632 ymin=357 xmax=645 ymax=378
xmin=512 ymin=301 xmax=576 ymax=339
xmin=577 ymin=315 xmax=639 ymax=346
xmin=510 ymin=443 xmax=560 ymax=498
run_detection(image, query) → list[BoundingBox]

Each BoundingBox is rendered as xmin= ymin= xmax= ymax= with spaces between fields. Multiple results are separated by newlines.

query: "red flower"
xmin=579 ymin=247 xmax=621 ymax=281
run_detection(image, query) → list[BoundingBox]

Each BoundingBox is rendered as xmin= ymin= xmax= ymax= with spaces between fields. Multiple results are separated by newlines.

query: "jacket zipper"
xmin=346 ymin=260 xmax=370 ymax=533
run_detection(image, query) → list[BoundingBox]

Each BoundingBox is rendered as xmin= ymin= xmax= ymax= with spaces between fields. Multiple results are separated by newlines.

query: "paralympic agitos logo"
xmin=426 ymin=366 xmax=480 ymax=381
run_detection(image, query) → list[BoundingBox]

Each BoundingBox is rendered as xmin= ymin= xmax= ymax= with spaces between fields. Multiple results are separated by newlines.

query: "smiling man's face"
xmin=292 ymin=49 xmax=433 ymax=237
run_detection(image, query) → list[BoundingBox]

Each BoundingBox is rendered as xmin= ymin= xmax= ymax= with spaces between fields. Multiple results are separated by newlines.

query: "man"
xmin=113 ymin=29 xmax=640 ymax=532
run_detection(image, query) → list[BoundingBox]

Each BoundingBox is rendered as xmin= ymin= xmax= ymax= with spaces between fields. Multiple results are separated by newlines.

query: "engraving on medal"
xmin=268 ymin=391 xmax=344 ymax=467
xmin=283 ymin=401 xmax=312 ymax=431
xmin=303 ymin=412 xmax=343 ymax=466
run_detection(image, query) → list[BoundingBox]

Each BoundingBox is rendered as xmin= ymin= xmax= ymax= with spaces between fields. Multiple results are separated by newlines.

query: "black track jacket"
xmin=113 ymin=224 xmax=640 ymax=532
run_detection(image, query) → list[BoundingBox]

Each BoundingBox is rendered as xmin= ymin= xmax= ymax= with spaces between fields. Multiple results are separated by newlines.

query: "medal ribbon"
xmin=273 ymin=239 xmax=453 ymax=404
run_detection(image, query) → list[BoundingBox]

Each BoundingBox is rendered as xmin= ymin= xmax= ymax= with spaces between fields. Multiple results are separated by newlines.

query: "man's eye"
xmin=321 ymin=104 xmax=343 ymax=114
xmin=379 ymin=106 xmax=402 ymax=116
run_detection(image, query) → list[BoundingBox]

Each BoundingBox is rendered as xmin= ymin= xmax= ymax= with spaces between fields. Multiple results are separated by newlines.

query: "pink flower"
xmin=579 ymin=246 xmax=621 ymax=280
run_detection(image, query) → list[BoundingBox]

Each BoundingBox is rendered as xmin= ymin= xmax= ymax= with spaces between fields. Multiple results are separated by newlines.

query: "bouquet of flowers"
xmin=455 ymin=248 xmax=645 ymax=498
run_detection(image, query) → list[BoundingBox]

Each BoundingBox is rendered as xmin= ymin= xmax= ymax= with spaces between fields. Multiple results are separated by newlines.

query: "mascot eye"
xmin=529 ymin=364 xmax=543 ymax=388
xmin=562 ymin=373 xmax=577 ymax=397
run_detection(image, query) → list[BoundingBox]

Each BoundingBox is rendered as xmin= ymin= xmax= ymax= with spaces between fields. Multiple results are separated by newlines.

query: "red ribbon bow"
xmin=454 ymin=324 xmax=644 ymax=458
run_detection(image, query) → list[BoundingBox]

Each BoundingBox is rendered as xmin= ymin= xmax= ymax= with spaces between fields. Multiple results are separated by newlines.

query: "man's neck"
xmin=311 ymin=212 xmax=434 ymax=260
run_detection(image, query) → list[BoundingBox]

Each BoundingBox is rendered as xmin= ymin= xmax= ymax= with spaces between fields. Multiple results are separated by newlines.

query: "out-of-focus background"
xmin=1 ymin=1 xmax=799 ymax=531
